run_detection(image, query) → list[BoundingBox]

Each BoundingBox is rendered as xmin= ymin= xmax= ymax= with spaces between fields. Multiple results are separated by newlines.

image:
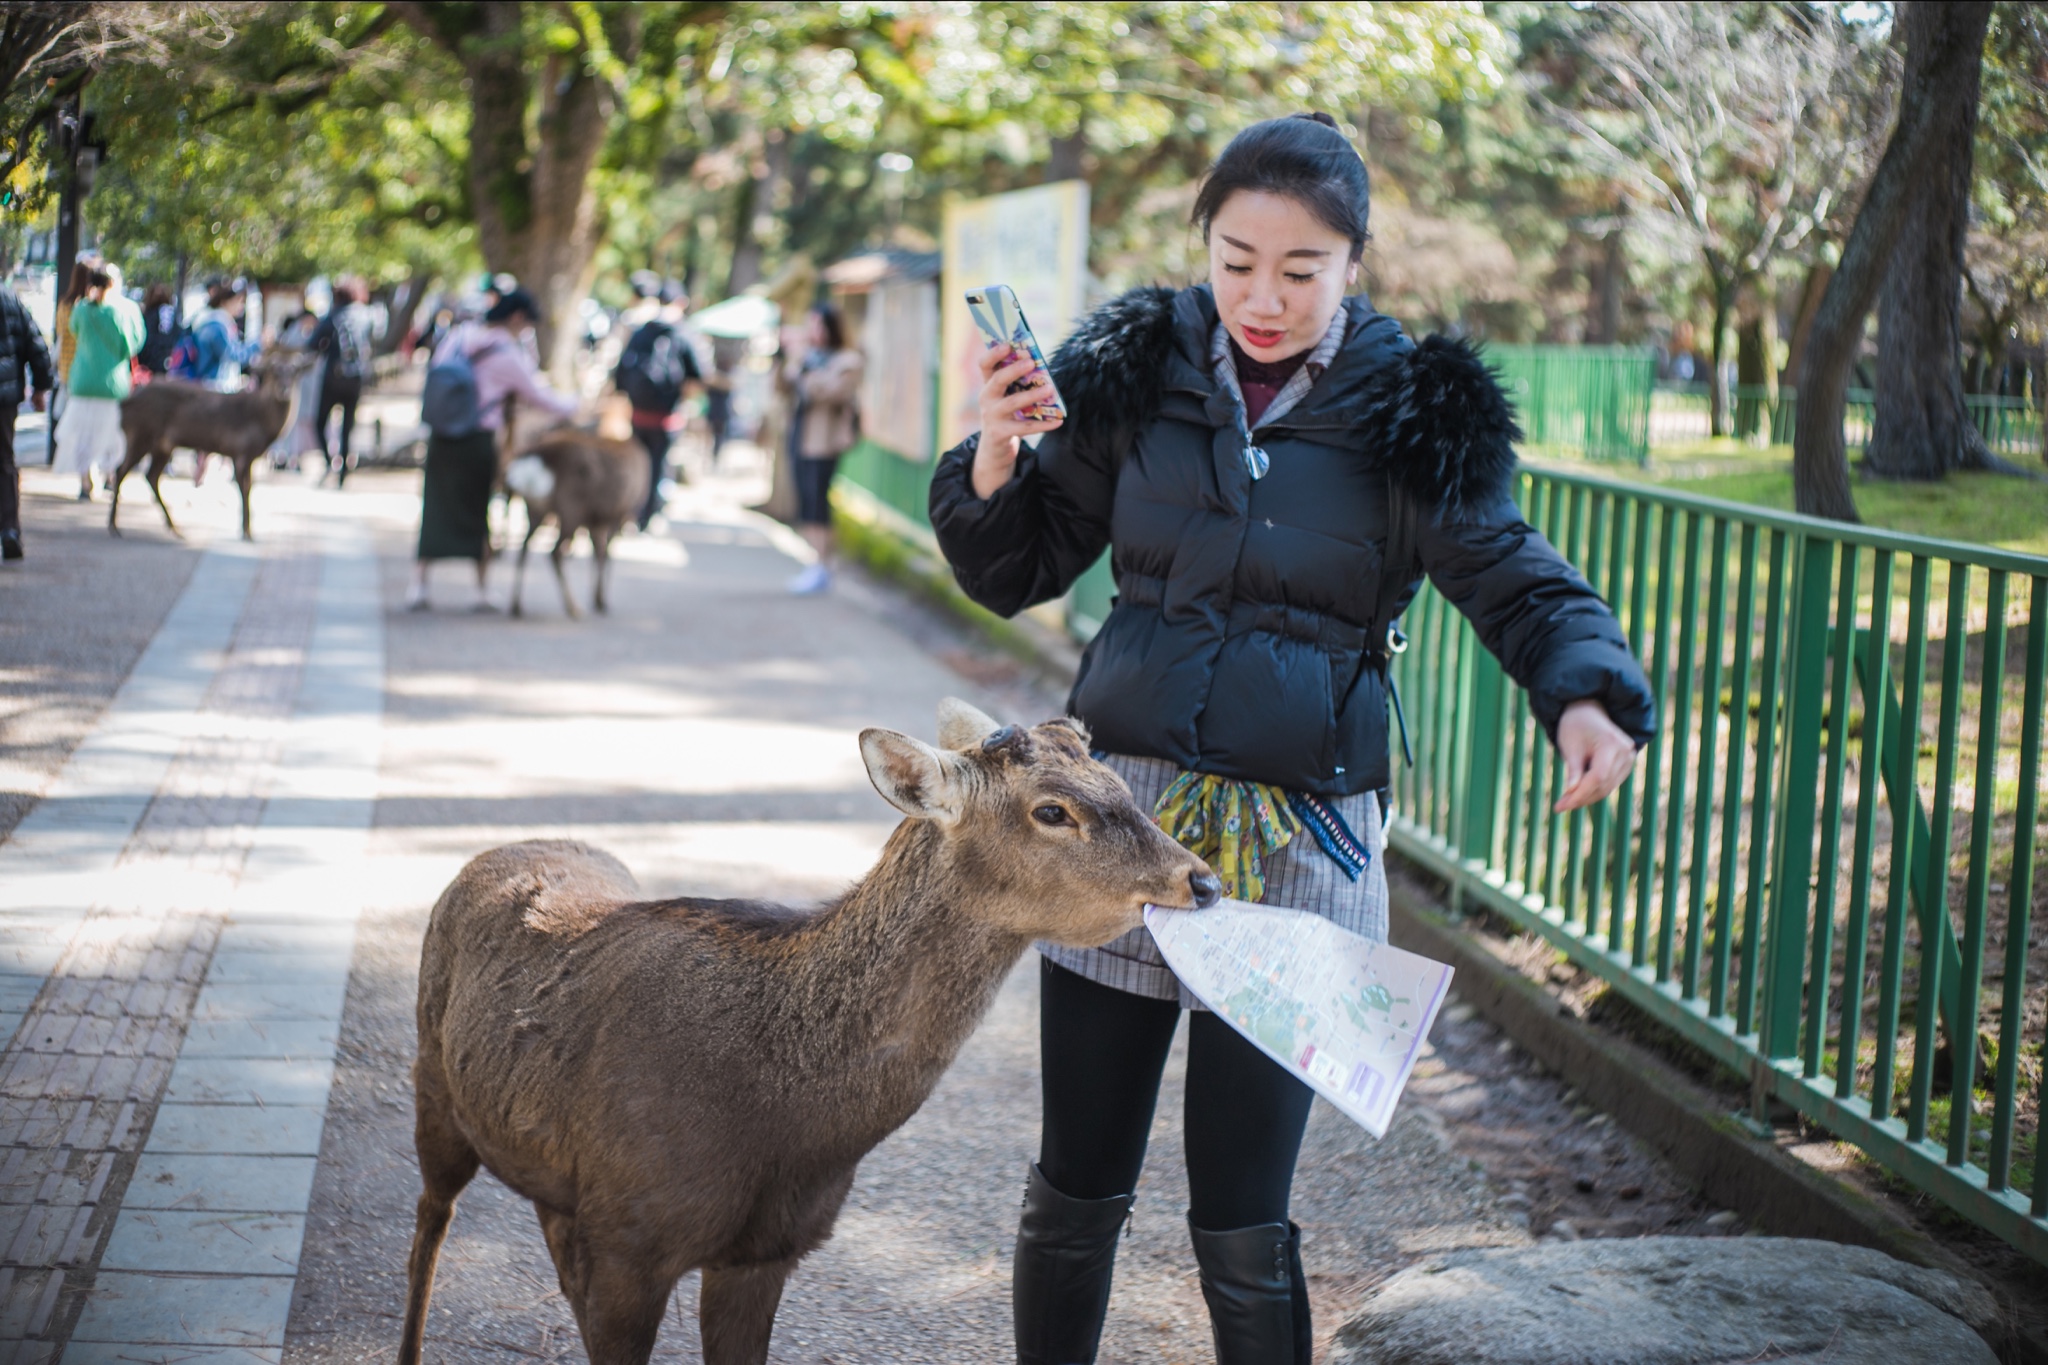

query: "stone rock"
xmin=1330 ymin=1237 xmax=1998 ymax=1365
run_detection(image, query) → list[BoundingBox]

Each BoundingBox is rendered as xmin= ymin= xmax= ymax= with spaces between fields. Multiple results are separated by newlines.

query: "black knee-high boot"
xmin=1189 ymin=1219 xmax=1311 ymax=1365
xmin=1013 ymin=1164 xmax=1133 ymax=1365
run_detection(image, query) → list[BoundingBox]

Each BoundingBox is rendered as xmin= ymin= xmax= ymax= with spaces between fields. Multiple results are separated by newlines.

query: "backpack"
xmin=614 ymin=321 xmax=697 ymax=414
xmin=166 ymin=331 xmax=200 ymax=380
xmin=330 ymin=306 xmax=371 ymax=381
xmin=420 ymin=338 xmax=505 ymax=437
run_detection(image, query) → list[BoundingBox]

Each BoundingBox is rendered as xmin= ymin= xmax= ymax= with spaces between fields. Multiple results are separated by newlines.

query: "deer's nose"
xmin=1189 ymin=870 xmax=1222 ymax=909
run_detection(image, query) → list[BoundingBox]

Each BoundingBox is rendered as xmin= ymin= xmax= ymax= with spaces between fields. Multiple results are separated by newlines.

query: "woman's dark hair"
xmin=1191 ymin=112 xmax=1371 ymax=260
xmin=206 ymin=279 xmax=243 ymax=308
xmin=485 ymin=287 xmax=540 ymax=325
xmin=812 ymin=303 xmax=846 ymax=352
xmin=142 ymin=283 xmax=172 ymax=310
xmin=84 ymin=268 xmax=112 ymax=292
xmin=61 ymin=259 xmax=96 ymax=306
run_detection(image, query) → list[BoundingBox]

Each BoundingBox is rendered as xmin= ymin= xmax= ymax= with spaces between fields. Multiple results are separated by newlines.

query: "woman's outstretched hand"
xmin=971 ymin=344 xmax=1065 ymax=500
xmin=1554 ymin=699 xmax=1639 ymax=812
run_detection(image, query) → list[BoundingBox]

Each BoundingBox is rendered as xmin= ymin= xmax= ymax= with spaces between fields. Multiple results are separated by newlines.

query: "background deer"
xmin=399 ymin=699 xmax=1218 ymax=1365
xmin=502 ymin=428 xmax=650 ymax=618
xmin=108 ymin=350 xmax=319 ymax=541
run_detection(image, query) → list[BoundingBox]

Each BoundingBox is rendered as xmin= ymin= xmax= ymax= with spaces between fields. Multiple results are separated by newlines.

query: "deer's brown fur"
xmin=505 ymin=429 xmax=650 ymax=619
xmin=108 ymin=351 xmax=318 ymax=541
xmin=400 ymin=700 xmax=1217 ymax=1365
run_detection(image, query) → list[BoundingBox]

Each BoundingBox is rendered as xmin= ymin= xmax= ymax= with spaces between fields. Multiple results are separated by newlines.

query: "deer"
xmin=502 ymin=428 xmax=650 ymax=619
xmin=399 ymin=699 xmax=1219 ymax=1365
xmin=108 ymin=349 xmax=320 ymax=542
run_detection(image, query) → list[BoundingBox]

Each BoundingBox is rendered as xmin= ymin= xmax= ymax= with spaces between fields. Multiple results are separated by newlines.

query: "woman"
xmin=48 ymin=257 xmax=96 ymax=474
xmin=782 ymin=304 xmax=863 ymax=594
xmin=52 ymin=265 xmax=144 ymax=501
xmin=136 ymin=282 xmax=181 ymax=378
xmin=929 ymin=114 xmax=1655 ymax=1365
xmin=408 ymin=287 xmax=577 ymax=612
xmin=266 ymin=307 xmax=324 ymax=470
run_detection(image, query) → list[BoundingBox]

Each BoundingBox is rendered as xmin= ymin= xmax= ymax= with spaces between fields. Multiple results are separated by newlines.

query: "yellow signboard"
xmin=937 ymin=180 xmax=1091 ymax=459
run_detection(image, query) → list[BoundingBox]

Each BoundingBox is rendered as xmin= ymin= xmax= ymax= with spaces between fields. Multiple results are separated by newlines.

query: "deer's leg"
xmin=509 ymin=521 xmax=539 ymax=619
xmin=590 ymin=525 xmax=614 ymax=615
xmin=144 ymin=453 xmax=180 ymax=538
xmin=551 ymin=526 xmax=581 ymax=620
xmin=699 ymin=1258 xmax=796 ymax=1365
xmin=545 ymin=1219 xmax=675 ymax=1365
xmin=106 ymin=441 xmax=142 ymax=537
xmin=397 ymin=1061 xmax=481 ymax=1365
xmin=233 ymin=457 xmax=255 ymax=541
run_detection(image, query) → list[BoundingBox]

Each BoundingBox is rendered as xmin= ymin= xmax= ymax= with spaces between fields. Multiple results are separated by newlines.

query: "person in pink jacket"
xmin=407 ymin=288 xmax=578 ymax=611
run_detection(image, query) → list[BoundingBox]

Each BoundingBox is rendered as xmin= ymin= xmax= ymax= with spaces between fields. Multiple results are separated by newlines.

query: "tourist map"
xmin=1144 ymin=899 xmax=1454 ymax=1138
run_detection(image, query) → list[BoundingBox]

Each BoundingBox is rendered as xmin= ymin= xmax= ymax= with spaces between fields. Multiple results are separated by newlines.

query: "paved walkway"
xmin=0 ymin=452 xmax=1716 ymax=1363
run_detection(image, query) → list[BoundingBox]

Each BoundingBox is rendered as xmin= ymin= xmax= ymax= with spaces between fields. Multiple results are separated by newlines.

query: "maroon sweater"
xmin=1230 ymin=336 xmax=1311 ymax=426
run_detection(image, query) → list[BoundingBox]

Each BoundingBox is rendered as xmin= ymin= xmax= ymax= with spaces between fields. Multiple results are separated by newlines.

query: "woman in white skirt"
xmin=53 ymin=265 xmax=144 ymax=499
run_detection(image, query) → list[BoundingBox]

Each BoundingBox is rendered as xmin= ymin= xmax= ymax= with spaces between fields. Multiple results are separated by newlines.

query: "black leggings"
xmin=318 ymin=378 xmax=362 ymax=478
xmin=1038 ymin=958 xmax=1314 ymax=1232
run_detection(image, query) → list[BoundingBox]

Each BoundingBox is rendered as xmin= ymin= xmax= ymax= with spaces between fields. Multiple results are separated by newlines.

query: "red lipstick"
xmin=1241 ymin=326 xmax=1286 ymax=349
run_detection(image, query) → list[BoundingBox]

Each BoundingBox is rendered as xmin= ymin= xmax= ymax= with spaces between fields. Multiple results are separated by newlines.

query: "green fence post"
xmin=1458 ymin=643 xmax=1510 ymax=865
xmin=1764 ymin=534 xmax=1835 ymax=1060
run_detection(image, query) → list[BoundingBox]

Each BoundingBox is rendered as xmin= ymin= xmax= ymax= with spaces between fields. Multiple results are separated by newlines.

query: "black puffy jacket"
xmin=0 ymin=290 xmax=52 ymax=409
xmin=929 ymin=285 xmax=1655 ymax=797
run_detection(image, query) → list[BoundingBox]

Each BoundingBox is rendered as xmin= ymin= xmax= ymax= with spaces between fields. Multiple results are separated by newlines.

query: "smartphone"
xmin=965 ymin=285 xmax=1067 ymax=423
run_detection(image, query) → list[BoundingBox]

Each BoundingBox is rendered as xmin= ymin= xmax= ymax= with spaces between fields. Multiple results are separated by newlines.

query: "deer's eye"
xmin=1032 ymin=804 xmax=1072 ymax=827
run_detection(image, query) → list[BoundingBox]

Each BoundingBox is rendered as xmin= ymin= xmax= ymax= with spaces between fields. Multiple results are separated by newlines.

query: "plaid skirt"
xmin=1040 ymin=751 xmax=1390 ymax=1008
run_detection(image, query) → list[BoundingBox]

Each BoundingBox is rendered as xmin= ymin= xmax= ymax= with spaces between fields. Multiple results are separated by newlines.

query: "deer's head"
xmin=248 ymin=348 xmax=322 ymax=396
xmin=860 ymin=699 xmax=1220 ymax=947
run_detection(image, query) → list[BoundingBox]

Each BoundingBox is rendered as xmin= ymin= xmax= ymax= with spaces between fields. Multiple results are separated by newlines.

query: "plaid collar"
xmin=1209 ymin=307 xmax=1350 ymax=432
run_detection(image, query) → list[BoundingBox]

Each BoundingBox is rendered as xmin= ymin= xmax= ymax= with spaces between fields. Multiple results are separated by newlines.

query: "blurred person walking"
xmin=613 ymin=280 xmax=700 ymax=529
xmin=409 ymin=287 xmax=577 ymax=612
xmin=0 ymin=280 xmax=54 ymax=561
xmin=48 ymin=257 xmax=96 ymax=472
xmin=703 ymin=337 xmax=742 ymax=469
xmin=782 ymin=303 xmax=862 ymax=594
xmin=310 ymin=276 xmax=381 ymax=486
xmin=930 ymin=113 xmax=1655 ymax=1365
xmin=52 ymin=264 xmax=144 ymax=502
xmin=176 ymin=280 xmax=260 ymax=486
xmin=135 ymin=283 xmax=182 ymax=379
xmin=266 ymin=306 xmax=324 ymax=469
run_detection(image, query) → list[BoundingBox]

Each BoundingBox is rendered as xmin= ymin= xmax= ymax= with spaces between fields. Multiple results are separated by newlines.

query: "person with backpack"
xmin=0 ymin=281 xmax=54 ymax=561
xmin=612 ymin=280 xmax=701 ymax=529
xmin=310 ymin=276 xmax=383 ymax=486
xmin=409 ymin=287 xmax=577 ymax=612
xmin=183 ymin=280 xmax=258 ymax=389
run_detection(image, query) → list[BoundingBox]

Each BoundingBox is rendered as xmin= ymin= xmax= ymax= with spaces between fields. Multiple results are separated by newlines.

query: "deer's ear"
xmin=935 ymin=697 xmax=1002 ymax=751
xmin=860 ymin=728 xmax=963 ymax=822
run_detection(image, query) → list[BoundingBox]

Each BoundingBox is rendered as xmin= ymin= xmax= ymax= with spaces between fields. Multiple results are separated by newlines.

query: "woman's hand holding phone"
xmin=972 ymin=345 xmax=1064 ymax=500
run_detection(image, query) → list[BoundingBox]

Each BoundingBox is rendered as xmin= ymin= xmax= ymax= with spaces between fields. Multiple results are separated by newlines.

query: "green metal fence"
xmin=1487 ymin=345 xmax=1657 ymax=465
xmin=837 ymin=438 xmax=937 ymax=531
xmin=1390 ymin=465 xmax=2048 ymax=1265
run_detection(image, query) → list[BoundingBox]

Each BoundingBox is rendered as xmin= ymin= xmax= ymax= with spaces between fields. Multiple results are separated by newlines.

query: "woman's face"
xmin=807 ymin=311 xmax=829 ymax=349
xmin=1207 ymin=190 xmax=1359 ymax=361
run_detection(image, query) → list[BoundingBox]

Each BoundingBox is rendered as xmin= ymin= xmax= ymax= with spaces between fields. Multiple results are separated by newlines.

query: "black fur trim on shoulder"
xmin=1046 ymin=285 xmax=1180 ymax=464
xmin=1363 ymin=335 xmax=1523 ymax=520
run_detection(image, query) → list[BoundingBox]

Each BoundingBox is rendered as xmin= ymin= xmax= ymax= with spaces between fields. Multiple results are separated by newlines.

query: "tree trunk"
xmin=1863 ymin=1 xmax=1995 ymax=480
xmin=1782 ymin=261 xmax=1830 ymax=390
xmin=1708 ymin=280 xmax=1734 ymax=438
xmin=398 ymin=1 xmax=629 ymax=381
xmin=1793 ymin=0 xmax=1994 ymax=521
xmin=1736 ymin=313 xmax=1767 ymax=444
xmin=1598 ymin=217 xmax=1625 ymax=345
xmin=725 ymin=128 xmax=790 ymax=296
xmin=1047 ymin=130 xmax=1086 ymax=182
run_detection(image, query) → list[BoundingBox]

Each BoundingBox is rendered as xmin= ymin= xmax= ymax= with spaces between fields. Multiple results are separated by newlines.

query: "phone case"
xmin=966 ymin=285 xmax=1067 ymax=423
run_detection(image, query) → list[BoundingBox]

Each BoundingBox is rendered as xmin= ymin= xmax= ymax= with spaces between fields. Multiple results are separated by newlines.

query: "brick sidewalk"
xmin=0 ymin=496 xmax=383 ymax=1364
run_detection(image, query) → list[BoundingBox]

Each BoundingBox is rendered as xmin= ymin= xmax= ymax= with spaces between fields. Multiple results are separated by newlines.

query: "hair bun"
xmin=1298 ymin=111 xmax=1339 ymax=129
